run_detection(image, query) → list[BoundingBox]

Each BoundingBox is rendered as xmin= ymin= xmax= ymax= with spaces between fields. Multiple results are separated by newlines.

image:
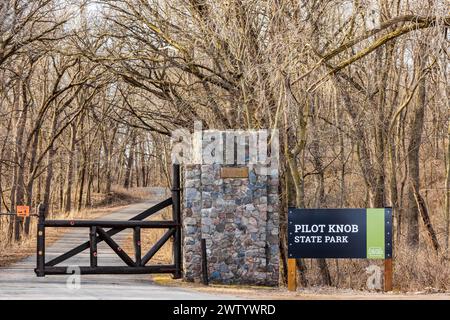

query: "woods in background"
xmin=0 ymin=0 xmax=448 ymax=290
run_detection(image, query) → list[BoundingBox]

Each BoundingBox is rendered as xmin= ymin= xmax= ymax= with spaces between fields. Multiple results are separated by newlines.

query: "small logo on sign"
xmin=368 ymin=247 xmax=384 ymax=258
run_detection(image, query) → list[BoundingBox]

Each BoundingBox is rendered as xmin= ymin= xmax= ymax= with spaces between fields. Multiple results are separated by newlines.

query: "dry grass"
xmin=302 ymin=246 xmax=449 ymax=292
xmin=0 ymin=224 xmax=63 ymax=267
xmin=394 ymin=243 xmax=449 ymax=292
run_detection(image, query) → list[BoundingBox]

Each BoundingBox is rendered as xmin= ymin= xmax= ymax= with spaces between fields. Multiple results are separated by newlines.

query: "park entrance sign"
xmin=288 ymin=208 xmax=392 ymax=259
xmin=287 ymin=208 xmax=393 ymax=292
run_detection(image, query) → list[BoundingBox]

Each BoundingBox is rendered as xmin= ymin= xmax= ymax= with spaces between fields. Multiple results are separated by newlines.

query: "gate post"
xmin=133 ymin=226 xmax=141 ymax=266
xmin=172 ymin=163 xmax=182 ymax=279
xmin=89 ymin=226 xmax=98 ymax=267
xmin=36 ymin=203 xmax=46 ymax=277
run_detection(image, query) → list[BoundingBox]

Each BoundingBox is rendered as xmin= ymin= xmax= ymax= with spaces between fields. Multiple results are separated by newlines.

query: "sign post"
xmin=287 ymin=258 xmax=296 ymax=292
xmin=287 ymin=208 xmax=393 ymax=292
xmin=384 ymin=258 xmax=393 ymax=291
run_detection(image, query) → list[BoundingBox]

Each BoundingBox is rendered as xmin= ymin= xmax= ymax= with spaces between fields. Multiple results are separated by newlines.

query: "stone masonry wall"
xmin=183 ymin=160 xmax=279 ymax=286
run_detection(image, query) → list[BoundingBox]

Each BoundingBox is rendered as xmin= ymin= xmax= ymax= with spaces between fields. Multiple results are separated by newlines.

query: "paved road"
xmin=0 ymin=200 xmax=236 ymax=300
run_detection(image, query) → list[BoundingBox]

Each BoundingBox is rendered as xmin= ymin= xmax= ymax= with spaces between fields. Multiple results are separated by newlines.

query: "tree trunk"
xmin=103 ymin=127 xmax=117 ymax=194
xmin=411 ymin=183 xmax=440 ymax=254
xmin=11 ymin=80 xmax=28 ymax=240
xmin=310 ymin=110 xmax=332 ymax=286
xmin=85 ymin=157 xmax=94 ymax=208
xmin=24 ymin=127 xmax=40 ymax=234
xmin=406 ymin=59 xmax=427 ymax=248
xmin=64 ymin=123 xmax=77 ymax=213
xmin=140 ymin=141 xmax=147 ymax=187
xmin=43 ymin=111 xmax=59 ymax=217
xmin=283 ymin=103 xmax=308 ymax=287
xmin=77 ymin=151 xmax=87 ymax=212
xmin=123 ymin=134 xmax=136 ymax=189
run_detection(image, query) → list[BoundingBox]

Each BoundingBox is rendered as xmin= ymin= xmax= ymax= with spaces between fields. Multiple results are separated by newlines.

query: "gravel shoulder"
xmin=152 ymin=275 xmax=450 ymax=300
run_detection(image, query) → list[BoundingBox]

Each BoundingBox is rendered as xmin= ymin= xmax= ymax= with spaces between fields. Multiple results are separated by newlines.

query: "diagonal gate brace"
xmin=96 ymin=227 xmax=135 ymax=267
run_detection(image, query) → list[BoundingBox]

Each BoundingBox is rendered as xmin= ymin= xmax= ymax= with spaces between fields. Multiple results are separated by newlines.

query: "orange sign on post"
xmin=16 ymin=205 xmax=30 ymax=218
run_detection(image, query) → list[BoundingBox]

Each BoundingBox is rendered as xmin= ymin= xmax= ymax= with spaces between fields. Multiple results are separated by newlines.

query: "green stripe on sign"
xmin=366 ymin=208 xmax=385 ymax=259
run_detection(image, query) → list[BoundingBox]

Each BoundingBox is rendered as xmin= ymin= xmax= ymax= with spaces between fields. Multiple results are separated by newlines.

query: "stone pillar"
xmin=183 ymin=164 xmax=202 ymax=280
xmin=182 ymin=133 xmax=279 ymax=285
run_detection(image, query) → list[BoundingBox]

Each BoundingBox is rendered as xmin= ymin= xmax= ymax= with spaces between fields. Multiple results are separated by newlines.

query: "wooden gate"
xmin=35 ymin=164 xmax=182 ymax=278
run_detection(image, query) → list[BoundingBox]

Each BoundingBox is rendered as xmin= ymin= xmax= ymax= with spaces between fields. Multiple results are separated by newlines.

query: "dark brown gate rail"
xmin=35 ymin=164 xmax=182 ymax=278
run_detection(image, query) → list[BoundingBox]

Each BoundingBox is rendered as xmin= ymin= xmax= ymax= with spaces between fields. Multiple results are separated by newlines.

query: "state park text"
xmin=293 ymin=224 xmax=359 ymax=243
